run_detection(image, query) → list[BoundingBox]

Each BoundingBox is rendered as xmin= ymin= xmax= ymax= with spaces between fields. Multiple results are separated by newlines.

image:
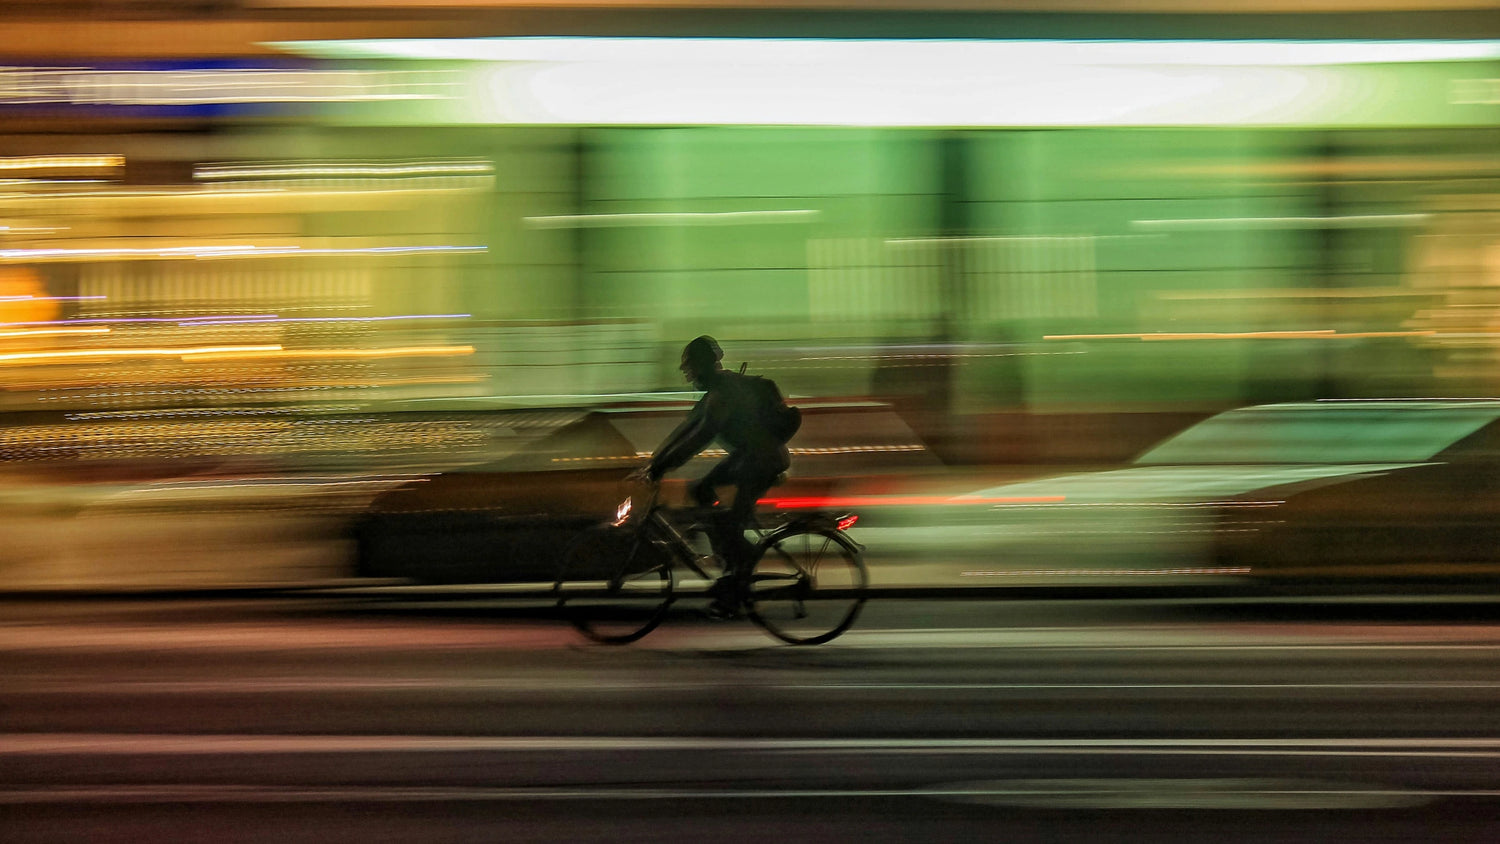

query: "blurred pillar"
xmin=570 ymin=129 xmax=591 ymax=322
xmin=873 ymin=133 xmax=968 ymax=459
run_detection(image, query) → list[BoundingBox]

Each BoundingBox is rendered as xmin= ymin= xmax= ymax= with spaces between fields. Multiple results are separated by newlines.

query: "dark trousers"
xmin=690 ymin=453 xmax=784 ymax=579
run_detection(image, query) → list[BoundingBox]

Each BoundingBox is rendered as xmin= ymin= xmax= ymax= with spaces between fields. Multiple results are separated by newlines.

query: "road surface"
xmin=5 ymin=595 xmax=1500 ymax=841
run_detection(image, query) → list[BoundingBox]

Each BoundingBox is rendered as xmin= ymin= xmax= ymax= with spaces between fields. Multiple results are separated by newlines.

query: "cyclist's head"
xmin=679 ymin=335 xmax=722 ymax=387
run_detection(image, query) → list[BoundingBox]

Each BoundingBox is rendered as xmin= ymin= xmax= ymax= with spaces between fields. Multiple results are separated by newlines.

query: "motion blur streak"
xmin=0 ymin=344 xmax=282 ymax=363
xmin=181 ymin=314 xmax=470 ymax=326
xmin=0 ymin=327 xmax=109 ymax=337
xmin=764 ymin=495 xmax=1067 ymax=508
xmin=179 ymin=345 xmax=475 ymax=362
xmin=0 ymin=155 xmax=123 ymax=171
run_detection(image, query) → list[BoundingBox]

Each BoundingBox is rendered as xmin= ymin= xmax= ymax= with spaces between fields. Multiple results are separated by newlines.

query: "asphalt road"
xmin=6 ymin=596 xmax=1500 ymax=842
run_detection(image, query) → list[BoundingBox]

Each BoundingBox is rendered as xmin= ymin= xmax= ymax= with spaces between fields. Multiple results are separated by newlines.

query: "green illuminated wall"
xmin=961 ymin=129 xmax=1327 ymax=410
xmin=578 ymin=127 xmax=941 ymax=331
xmin=288 ymin=120 xmax=1489 ymax=409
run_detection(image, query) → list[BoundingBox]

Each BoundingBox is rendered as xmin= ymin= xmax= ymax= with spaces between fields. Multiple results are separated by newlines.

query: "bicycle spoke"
xmin=747 ymin=527 xmax=866 ymax=645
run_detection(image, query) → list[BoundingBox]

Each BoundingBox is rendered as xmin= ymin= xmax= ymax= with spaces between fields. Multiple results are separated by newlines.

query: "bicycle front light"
xmin=612 ymin=496 xmax=633 ymax=527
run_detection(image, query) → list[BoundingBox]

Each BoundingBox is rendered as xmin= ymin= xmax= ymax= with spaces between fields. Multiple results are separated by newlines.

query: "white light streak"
xmin=195 ymin=160 xmax=493 ymax=180
xmin=260 ymin=37 xmax=1500 ymax=128
xmin=1132 ymin=214 xmax=1431 ymax=230
xmin=178 ymin=345 xmax=473 ymax=362
xmin=524 ymin=210 xmax=819 ymax=228
xmin=180 ymin=313 xmax=470 ymax=326
xmin=267 ymin=38 xmax=1500 ymax=68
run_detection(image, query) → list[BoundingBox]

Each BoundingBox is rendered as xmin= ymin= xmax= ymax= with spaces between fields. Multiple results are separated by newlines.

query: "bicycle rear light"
xmin=836 ymin=514 xmax=858 ymax=531
xmin=613 ymin=496 xmax=633 ymax=526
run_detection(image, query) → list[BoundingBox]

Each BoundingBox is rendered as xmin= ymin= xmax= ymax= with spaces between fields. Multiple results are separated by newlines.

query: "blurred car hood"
xmin=952 ymin=462 xmax=1430 ymax=505
xmin=855 ymin=462 xmax=1432 ymax=577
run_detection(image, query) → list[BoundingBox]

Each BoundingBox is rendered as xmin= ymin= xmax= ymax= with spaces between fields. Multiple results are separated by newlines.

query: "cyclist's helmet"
xmin=682 ymin=335 xmax=723 ymax=371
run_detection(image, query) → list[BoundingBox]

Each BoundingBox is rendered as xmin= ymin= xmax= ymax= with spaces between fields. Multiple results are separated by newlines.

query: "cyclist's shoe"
xmin=702 ymin=576 xmax=745 ymax=620
xmin=702 ymin=598 xmax=744 ymax=621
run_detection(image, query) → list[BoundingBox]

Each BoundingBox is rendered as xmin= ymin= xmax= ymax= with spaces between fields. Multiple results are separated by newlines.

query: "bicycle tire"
xmin=747 ymin=527 xmax=867 ymax=645
xmin=554 ymin=525 xmax=674 ymax=644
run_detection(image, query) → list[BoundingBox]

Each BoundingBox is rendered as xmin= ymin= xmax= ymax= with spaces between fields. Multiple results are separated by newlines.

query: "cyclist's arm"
xmin=647 ymin=397 xmax=719 ymax=480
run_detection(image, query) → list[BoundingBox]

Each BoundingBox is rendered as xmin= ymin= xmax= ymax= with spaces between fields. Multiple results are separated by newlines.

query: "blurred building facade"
xmin=1 ymin=1 xmax=1499 ymax=467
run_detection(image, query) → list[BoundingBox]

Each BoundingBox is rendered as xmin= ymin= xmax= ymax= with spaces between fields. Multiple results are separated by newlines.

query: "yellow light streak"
xmin=0 ymin=155 xmax=123 ymax=172
xmin=0 ymin=344 xmax=281 ymax=364
xmin=180 ymin=345 xmax=474 ymax=362
xmin=0 ymin=244 xmax=485 ymax=262
xmin=0 ymin=326 xmax=109 ymax=338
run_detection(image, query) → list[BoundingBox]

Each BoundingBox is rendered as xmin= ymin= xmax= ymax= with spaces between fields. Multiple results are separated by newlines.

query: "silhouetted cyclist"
xmin=632 ymin=335 xmax=798 ymax=616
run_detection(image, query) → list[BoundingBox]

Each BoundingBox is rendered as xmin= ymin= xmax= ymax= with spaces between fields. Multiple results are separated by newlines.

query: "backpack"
xmin=740 ymin=370 xmax=802 ymax=443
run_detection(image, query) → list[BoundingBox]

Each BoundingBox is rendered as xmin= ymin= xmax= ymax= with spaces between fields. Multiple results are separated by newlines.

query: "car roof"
xmin=1135 ymin=400 xmax=1500 ymax=465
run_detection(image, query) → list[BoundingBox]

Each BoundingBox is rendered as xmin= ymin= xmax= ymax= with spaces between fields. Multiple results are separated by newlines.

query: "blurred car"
xmin=352 ymin=400 xmax=939 ymax=584
xmin=356 ymin=398 xmax=1500 ymax=586
xmin=864 ymin=399 xmax=1500 ymax=583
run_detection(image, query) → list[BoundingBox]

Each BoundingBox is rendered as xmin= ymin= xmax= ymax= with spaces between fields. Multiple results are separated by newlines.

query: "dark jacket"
xmin=648 ymin=369 xmax=790 ymax=479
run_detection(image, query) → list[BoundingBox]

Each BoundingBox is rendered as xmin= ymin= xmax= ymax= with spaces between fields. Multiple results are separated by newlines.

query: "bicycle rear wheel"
xmin=554 ymin=526 xmax=674 ymax=644
xmin=747 ymin=527 xmax=867 ymax=645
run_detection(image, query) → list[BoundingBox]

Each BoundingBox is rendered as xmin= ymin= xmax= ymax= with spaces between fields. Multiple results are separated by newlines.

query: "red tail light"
xmin=836 ymin=514 xmax=858 ymax=531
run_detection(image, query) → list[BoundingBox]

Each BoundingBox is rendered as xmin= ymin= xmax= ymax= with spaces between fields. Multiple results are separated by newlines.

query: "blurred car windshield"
xmin=1134 ymin=401 xmax=1500 ymax=466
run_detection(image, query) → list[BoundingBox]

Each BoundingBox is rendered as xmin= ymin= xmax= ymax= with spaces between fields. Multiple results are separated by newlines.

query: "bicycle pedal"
xmin=701 ymin=601 xmax=745 ymax=621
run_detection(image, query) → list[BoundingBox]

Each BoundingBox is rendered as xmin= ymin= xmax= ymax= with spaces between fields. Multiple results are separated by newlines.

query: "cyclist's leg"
xmin=690 ymin=458 xmax=745 ymax=614
xmin=698 ymin=454 xmax=784 ymax=614
xmin=690 ymin=458 xmax=736 ymax=508
xmin=700 ymin=490 xmax=765 ymax=618
xmin=692 ymin=455 xmax=747 ymax=566
xmin=720 ymin=462 xmax=782 ymax=583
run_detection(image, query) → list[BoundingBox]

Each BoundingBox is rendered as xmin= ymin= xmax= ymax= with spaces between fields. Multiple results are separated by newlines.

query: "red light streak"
xmin=764 ymin=494 xmax=1066 ymax=509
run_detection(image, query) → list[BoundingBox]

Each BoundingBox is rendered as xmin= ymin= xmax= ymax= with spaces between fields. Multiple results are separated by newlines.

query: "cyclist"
xmin=632 ymin=335 xmax=792 ymax=616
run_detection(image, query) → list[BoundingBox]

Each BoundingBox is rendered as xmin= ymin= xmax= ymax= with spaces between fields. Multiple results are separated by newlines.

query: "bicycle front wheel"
xmin=554 ymin=526 xmax=674 ymax=644
xmin=747 ymin=527 xmax=867 ymax=645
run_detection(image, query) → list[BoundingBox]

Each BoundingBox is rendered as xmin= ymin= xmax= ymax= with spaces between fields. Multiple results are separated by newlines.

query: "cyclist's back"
xmin=646 ymin=336 xmax=790 ymax=489
xmin=699 ymin=369 xmax=789 ymax=460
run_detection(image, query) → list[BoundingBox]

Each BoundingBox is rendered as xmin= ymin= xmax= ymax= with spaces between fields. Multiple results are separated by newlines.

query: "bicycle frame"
xmin=560 ymin=480 xmax=869 ymax=645
xmin=620 ymin=487 xmax=720 ymax=584
xmin=623 ymin=484 xmax=861 ymax=587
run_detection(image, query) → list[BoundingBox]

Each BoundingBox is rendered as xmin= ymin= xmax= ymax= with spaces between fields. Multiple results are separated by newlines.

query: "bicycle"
xmin=552 ymin=480 xmax=867 ymax=645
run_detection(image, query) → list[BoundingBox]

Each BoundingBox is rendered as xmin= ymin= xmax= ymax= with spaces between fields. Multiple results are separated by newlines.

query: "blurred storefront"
xmin=0 ymin=4 xmax=1498 ymax=468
